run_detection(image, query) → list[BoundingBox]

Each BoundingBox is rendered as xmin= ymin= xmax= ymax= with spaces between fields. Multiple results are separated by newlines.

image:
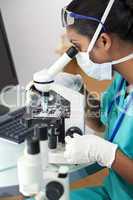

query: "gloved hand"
xmin=64 ymin=134 xmax=118 ymax=168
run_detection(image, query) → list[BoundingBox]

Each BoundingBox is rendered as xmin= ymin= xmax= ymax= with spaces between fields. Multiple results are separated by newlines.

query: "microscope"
xmin=24 ymin=46 xmax=85 ymax=165
xmin=18 ymin=46 xmax=86 ymax=199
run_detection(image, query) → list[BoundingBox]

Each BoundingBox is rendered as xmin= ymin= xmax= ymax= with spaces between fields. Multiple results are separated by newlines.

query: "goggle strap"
xmin=87 ymin=0 xmax=115 ymax=53
xmin=70 ymin=13 xmax=106 ymax=32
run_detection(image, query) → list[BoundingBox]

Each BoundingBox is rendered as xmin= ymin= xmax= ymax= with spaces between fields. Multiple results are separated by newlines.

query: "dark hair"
xmin=66 ymin=0 xmax=133 ymax=43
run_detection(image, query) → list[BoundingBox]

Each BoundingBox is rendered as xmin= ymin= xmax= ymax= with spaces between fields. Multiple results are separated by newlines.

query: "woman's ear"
xmin=97 ymin=33 xmax=112 ymax=51
xmin=90 ymin=33 xmax=113 ymax=63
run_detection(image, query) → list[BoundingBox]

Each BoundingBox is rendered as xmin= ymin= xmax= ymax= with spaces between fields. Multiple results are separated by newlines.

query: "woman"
xmin=62 ymin=0 xmax=133 ymax=199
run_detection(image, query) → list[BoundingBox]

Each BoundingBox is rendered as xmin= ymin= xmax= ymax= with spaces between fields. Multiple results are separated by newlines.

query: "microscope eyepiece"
xmin=66 ymin=46 xmax=78 ymax=59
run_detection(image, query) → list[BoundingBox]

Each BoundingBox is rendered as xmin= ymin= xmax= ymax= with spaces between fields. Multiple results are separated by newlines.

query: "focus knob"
xmin=66 ymin=127 xmax=82 ymax=138
xmin=46 ymin=181 xmax=64 ymax=200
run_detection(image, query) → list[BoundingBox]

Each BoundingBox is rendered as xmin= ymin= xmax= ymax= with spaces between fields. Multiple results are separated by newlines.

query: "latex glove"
xmin=64 ymin=134 xmax=118 ymax=168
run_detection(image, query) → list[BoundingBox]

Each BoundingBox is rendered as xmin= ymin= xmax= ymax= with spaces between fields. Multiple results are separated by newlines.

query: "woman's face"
xmin=66 ymin=28 xmax=112 ymax=63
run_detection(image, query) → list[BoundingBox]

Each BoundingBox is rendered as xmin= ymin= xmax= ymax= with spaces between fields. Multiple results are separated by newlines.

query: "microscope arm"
xmin=33 ymin=46 xmax=78 ymax=92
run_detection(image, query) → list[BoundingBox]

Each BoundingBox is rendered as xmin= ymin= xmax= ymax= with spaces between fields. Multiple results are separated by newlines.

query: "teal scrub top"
xmin=100 ymin=72 xmax=133 ymax=199
xmin=70 ymin=72 xmax=133 ymax=200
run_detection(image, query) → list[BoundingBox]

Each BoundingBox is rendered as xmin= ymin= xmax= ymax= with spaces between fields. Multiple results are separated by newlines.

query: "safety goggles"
xmin=61 ymin=7 xmax=106 ymax=31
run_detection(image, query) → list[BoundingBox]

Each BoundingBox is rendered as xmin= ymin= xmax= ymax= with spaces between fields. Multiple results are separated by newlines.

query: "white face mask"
xmin=75 ymin=0 xmax=133 ymax=80
xmin=76 ymin=52 xmax=112 ymax=80
xmin=76 ymin=52 xmax=133 ymax=80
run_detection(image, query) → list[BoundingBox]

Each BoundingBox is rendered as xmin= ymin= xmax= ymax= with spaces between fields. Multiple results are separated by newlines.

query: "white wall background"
xmin=0 ymin=0 xmax=71 ymax=86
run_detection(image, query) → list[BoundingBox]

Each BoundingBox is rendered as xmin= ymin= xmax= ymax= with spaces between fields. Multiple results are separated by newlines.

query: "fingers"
xmin=65 ymin=134 xmax=81 ymax=144
xmin=64 ymin=134 xmax=83 ymax=164
xmin=73 ymin=133 xmax=81 ymax=138
xmin=65 ymin=136 xmax=72 ymax=144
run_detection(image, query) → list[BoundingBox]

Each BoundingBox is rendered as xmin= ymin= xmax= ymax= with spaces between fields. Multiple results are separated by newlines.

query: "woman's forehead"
xmin=66 ymin=28 xmax=90 ymax=42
